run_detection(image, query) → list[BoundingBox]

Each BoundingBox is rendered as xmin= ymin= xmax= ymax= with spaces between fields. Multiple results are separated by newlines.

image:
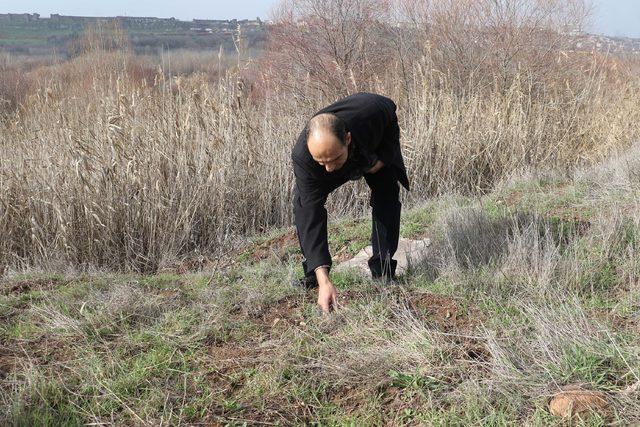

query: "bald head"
xmin=307 ymin=113 xmax=351 ymax=172
xmin=308 ymin=113 xmax=347 ymax=143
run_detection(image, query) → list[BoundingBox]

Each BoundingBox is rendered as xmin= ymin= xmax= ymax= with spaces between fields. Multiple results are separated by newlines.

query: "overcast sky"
xmin=3 ymin=0 xmax=639 ymax=38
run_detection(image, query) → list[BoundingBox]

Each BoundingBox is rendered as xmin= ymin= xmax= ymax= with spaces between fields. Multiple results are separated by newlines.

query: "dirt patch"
xmin=0 ymin=347 xmax=19 ymax=380
xmin=336 ymin=289 xmax=368 ymax=304
xmin=463 ymin=343 xmax=491 ymax=363
xmin=249 ymin=230 xmax=300 ymax=262
xmin=248 ymin=290 xmax=369 ymax=331
xmin=404 ymin=291 xmax=490 ymax=366
xmin=332 ymin=245 xmax=355 ymax=263
xmin=325 ymin=384 xmax=382 ymax=416
xmin=405 ymin=292 xmax=470 ymax=329
xmin=205 ymin=333 xmax=292 ymax=425
xmin=158 ymin=255 xmax=221 ymax=274
xmin=1 ymin=277 xmax=68 ymax=295
xmin=591 ymin=307 xmax=640 ymax=334
xmin=546 ymin=210 xmax=591 ymax=227
xmin=202 ymin=288 xmax=491 ymax=424
xmin=0 ymin=336 xmax=78 ymax=384
xmin=208 ymin=343 xmax=264 ymax=375
xmin=251 ymin=294 xmax=306 ymax=332
xmin=503 ymin=190 xmax=524 ymax=208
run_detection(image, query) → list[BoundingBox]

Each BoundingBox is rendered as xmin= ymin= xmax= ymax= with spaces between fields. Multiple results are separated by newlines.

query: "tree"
xmin=264 ymin=0 xmax=393 ymax=98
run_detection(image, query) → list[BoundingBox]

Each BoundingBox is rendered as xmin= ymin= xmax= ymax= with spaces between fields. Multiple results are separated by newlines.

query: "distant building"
xmin=0 ymin=13 xmax=40 ymax=23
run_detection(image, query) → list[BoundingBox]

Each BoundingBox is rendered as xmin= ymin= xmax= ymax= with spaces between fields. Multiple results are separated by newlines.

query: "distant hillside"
xmin=2 ymin=13 xmax=639 ymax=59
xmin=568 ymin=32 xmax=640 ymax=55
xmin=0 ymin=13 xmax=267 ymax=56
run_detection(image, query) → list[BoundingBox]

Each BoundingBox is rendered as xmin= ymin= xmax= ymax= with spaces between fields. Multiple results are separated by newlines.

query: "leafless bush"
xmin=397 ymin=0 xmax=592 ymax=93
xmin=265 ymin=0 xmax=394 ymax=99
xmin=265 ymin=0 xmax=593 ymax=98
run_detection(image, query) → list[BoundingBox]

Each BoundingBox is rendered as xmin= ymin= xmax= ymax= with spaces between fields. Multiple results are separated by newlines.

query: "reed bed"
xmin=1 ymin=48 xmax=639 ymax=272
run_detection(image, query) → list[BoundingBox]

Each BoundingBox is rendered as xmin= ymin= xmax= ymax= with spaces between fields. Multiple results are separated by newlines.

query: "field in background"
xmin=1 ymin=0 xmax=640 ymax=423
xmin=0 ymin=14 xmax=266 ymax=56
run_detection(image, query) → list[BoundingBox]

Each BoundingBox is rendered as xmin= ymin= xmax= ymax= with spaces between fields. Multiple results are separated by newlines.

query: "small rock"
xmin=622 ymin=380 xmax=639 ymax=395
xmin=334 ymin=237 xmax=431 ymax=276
xmin=549 ymin=387 xmax=608 ymax=418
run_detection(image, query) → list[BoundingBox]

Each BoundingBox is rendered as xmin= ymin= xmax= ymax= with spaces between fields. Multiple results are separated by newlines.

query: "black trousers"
xmin=301 ymin=165 xmax=401 ymax=281
xmin=364 ymin=165 xmax=401 ymax=280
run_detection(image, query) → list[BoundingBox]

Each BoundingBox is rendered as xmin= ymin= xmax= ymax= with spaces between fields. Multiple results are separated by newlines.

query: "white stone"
xmin=334 ymin=238 xmax=431 ymax=276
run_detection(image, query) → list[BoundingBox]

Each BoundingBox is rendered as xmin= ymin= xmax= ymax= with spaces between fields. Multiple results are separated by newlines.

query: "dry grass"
xmin=1 ymin=48 xmax=639 ymax=273
xmin=1 ymin=144 xmax=640 ymax=424
xmin=1 ymin=2 xmax=640 ymax=273
xmin=1 ymin=5 xmax=639 ymax=423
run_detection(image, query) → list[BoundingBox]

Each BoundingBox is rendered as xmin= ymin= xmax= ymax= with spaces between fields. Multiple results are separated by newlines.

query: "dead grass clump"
xmin=443 ymin=207 xmax=513 ymax=269
xmin=280 ymin=295 xmax=474 ymax=401
xmin=482 ymin=296 xmax=639 ymax=411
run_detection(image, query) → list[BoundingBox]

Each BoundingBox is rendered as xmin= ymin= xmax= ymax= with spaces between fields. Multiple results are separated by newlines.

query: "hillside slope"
xmin=1 ymin=147 xmax=640 ymax=425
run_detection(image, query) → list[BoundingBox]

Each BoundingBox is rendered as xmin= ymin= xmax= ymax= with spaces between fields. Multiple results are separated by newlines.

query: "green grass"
xmin=2 ymin=170 xmax=640 ymax=424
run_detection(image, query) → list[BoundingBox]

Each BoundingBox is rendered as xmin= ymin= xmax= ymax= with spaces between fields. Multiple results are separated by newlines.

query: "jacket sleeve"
xmin=292 ymin=155 xmax=332 ymax=273
xmin=375 ymin=98 xmax=401 ymax=168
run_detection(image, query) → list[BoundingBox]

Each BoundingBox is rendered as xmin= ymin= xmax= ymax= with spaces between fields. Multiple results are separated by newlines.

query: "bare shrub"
xmin=265 ymin=0 xmax=593 ymax=98
xmin=264 ymin=0 xmax=393 ymax=99
xmin=397 ymin=0 xmax=592 ymax=93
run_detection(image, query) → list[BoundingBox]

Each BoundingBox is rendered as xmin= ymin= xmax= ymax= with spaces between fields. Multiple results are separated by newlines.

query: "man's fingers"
xmin=318 ymin=298 xmax=329 ymax=315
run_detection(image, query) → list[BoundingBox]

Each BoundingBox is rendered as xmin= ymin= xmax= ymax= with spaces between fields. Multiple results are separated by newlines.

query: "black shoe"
xmin=291 ymin=275 xmax=318 ymax=289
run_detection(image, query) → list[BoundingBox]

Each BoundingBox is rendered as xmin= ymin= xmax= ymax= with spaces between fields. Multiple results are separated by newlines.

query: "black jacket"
xmin=291 ymin=92 xmax=409 ymax=273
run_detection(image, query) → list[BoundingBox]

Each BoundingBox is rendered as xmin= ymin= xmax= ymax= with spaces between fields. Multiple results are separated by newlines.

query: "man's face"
xmin=307 ymin=131 xmax=351 ymax=173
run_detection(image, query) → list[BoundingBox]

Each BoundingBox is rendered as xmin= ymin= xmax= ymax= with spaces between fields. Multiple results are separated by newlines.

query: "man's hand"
xmin=365 ymin=160 xmax=384 ymax=174
xmin=315 ymin=267 xmax=338 ymax=315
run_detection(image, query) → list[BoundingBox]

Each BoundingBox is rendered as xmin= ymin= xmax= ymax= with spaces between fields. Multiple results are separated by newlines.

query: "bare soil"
xmin=249 ymin=230 xmax=299 ymax=262
xmin=1 ymin=277 xmax=68 ymax=295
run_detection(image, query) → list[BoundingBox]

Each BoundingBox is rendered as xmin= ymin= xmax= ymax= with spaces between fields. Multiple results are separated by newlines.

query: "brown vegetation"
xmin=1 ymin=0 xmax=640 ymax=273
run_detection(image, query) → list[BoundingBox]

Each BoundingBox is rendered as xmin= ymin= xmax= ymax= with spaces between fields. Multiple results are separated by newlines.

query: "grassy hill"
xmin=0 ymin=14 xmax=266 ymax=56
xmin=2 ymin=148 xmax=639 ymax=425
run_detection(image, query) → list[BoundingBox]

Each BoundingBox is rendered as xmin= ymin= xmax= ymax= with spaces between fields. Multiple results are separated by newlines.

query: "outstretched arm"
xmin=292 ymin=156 xmax=338 ymax=314
xmin=292 ymin=157 xmax=331 ymax=273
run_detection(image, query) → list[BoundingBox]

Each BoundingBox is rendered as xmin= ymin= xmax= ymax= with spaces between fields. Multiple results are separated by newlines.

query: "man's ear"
xmin=345 ymin=132 xmax=352 ymax=146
